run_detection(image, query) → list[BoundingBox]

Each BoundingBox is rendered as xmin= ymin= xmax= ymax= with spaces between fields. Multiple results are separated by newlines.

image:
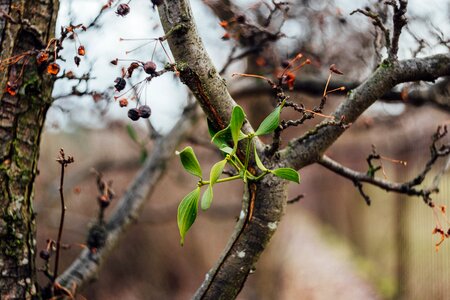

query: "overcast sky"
xmin=48 ymin=0 xmax=449 ymax=133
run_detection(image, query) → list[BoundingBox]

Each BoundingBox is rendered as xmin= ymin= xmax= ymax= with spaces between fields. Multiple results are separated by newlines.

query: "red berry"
xmin=128 ymin=108 xmax=140 ymax=121
xmin=138 ymin=105 xmax=151 ymax=118
xmin=78 ymin=45 xmax=86 ymax=56
xmin=119 ymin=98 xmax=128 ymax=107
xmin=143 ymin=61 xmax=157 ymax=74
xmin=47 ymin=63 xmax=60 ymax=75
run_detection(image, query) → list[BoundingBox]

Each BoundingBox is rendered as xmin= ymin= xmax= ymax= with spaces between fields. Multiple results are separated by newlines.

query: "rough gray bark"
xmin=0 ymin=0 xmax=59 ymax=298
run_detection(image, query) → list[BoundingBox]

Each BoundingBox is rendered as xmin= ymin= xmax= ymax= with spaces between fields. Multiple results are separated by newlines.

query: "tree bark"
xmin=0 ymin=0 xmax=59 ymax=298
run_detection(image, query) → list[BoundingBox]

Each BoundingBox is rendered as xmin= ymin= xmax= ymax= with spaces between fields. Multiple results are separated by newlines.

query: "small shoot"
xmin=176 ymin=104 xmax=300 ymax=245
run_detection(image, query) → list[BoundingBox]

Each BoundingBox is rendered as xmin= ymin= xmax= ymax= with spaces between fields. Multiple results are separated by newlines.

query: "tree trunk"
xmin=0 ymin=0 xmax=59 ymax=298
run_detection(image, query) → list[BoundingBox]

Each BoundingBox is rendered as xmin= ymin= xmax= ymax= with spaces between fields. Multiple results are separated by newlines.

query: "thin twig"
xmin=53 ymin=149 xmax=74 ymax=282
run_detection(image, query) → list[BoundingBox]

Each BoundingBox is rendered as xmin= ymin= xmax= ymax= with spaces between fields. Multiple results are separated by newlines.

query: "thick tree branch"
xmin=158 ymin=1 xmax=287 ymax=299
xmin=56 ymin=106 xmax=198 ymax=291
xmin=230 ymin=75 xmax=450 ymax=113
xmin=280 ymin=53 xmax=450 ymax=170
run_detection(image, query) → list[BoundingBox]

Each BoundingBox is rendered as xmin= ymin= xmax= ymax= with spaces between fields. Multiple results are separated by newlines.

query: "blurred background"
xmin=33 ymin=0 xmax=450 ymax=299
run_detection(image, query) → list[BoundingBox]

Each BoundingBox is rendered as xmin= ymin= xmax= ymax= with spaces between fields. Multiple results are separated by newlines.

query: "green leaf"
xmin=201 ymin=185 xmax=213 ymax=210
xmin=210 ymin=159 xmax=227 ymax=185
xmin=219 ymin=145 xmax=233 ymax=154
xmin=230 ymin=106 xmax=246 ymax=145
xmin=211 ymin=126 xmax=230 ymax=145
xmin=254 ymin=146 xmax=267 ymax=171
xmin=177 ymin=187 xmax=200 ymax=246
xmin=139 ymin=148 xmax=148 ymax=164
xmin=176 ymin=146 xmax=202 ymax=178
xmin=255 ymin=106 xmax=282 ymax=136
xmin=271 ymin=168 xmax=300 ymax=183
xmin=126 ymin=124 xmax=139 ymax=143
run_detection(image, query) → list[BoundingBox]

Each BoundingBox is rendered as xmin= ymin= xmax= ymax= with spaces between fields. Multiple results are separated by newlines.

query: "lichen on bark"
xmin=0 ymin=0 xmax=59 ymax=298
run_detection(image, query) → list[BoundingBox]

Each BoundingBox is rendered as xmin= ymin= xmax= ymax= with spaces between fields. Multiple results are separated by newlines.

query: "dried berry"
xmin=127 ymin=62 xmax=140 ymax=77
xmin=128 ymin=108 xmax=140 ymax=121
xmin=97 ymin=194 xmax=110 ymax=208
xmin=5 ymin=81 xmax=18 ymax=96
xmin=116 ymin=3 xmax=130 ymax=16
xmin=221 ymin=32 xmax=230 ymax=40
xmin=281 ymin=59 xmax=290 ymax=68
xmin=114 ymin=77 xmax=126 ymax=92
xmin=47 ymin=63 xmax=60 ymax=75
xmin=235 ymin=14 xmax=246 ymax=23
xmin=74 ymin=56 xmax=81 ymax=66
xmin=329 ymin=64 xmax=344 ymax=75
xmin=151 ymin=0 xmax=164 ymax=6
xmin=110 ymin=58 xmax=118 ymax=65
xmin=36 ymin=52 xmax=49 ymax=64
xmin=119 ymin=98 xmax=128 ymax=107
xmin=39 ymin=249 xmax=50 ymax=260
xmin=138 ymin=105 xmax=151 ymax=118
xmin=65 ymin=71 xmax=75 ymax=79
xmin=219 ymin=20 xmax=228 ymax=28
xmin=143 ymin=61 xmax=157 ymax=75
xmin=78 ymin=45 xmax=86 ymax=56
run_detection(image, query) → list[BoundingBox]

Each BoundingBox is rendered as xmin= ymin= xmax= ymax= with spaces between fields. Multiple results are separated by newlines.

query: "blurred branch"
xmin=56 ymin=104 xmax=198 ymax=292
xmin=318 ymin=126 xmax=449 ymax=205
xmin=351 ymin=0 xmax=408 ymax=61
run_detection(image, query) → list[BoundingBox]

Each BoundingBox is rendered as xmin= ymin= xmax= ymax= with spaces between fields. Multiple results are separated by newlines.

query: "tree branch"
xmin=318 ymin=155 xmax=437 ymax=203
xmin=157 ymin=1 xmax=287 ymax=299
xmin=56 ymin=106 xmax=198 ymax=291
xmin=280 ymin=53 xmax=450 ymax=170
xmin=230 ymin=75 xmax=450 ymax=113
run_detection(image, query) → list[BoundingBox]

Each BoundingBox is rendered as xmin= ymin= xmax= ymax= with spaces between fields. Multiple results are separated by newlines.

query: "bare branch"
xmin=319 ymin=155 xmax=435 ymax=204
xmin=56 ymin=106 xmax=198 ymax=291
xmin=231 ymin=75 xmax=450 ymax=113
xmin=280 ymin=53 xmax=450 ymax=170
xmin=386 ymin=0 xmax=408 ymax=59
xmin=318 ymin=126 xmax=450 ymax=206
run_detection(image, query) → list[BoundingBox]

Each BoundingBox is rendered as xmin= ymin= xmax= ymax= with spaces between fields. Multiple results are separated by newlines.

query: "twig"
xmin=318 ymin=126 xmax=450 ymax=206
xmin=53 ymin=149 xmax=74 ymax=282
xmin=287 ymin=194 xmax=304 ymax=204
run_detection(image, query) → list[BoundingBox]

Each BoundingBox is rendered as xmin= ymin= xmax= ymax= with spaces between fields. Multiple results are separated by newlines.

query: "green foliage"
xmin=271 ymin=168 xmax=300 ymax=183
xmin=255 ymin=104 xmax=283 ymax=136
xmin=176 ymin=146 xmax=202 ymax=178
xmin=201 ymin=185 xmax=213 ymax=210
xmin=176 ymin=104 xmax=299 ymax=244
xmin=230 ymin=106 xmax=246 ymax=146
xmin=177 ymin=187 xmax=200 ymax=246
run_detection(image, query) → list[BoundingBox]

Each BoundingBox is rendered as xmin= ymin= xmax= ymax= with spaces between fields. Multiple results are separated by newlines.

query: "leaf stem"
xmin=199 ymin=175 xmax=241 ymax=186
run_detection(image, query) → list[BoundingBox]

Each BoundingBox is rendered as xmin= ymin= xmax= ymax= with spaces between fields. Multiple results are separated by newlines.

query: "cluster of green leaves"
xmin=176 ymin=104 xmax=300 ymax=245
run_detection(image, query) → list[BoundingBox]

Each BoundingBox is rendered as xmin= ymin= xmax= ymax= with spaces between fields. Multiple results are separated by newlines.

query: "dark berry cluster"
xmin=128 ymin=105 xmax=151 ymax=121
